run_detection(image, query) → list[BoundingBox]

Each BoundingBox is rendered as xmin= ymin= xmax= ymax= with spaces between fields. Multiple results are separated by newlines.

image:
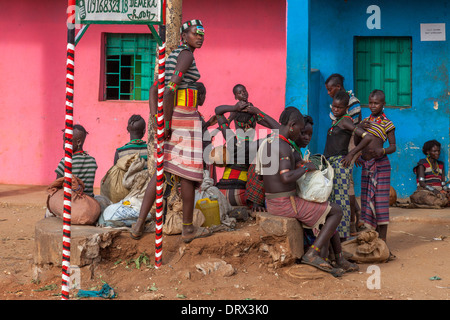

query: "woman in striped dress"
xmin=131 ymin=20 xmax=212 ymax=243
xmin=410 ymin=140 xmax=450 ymax=207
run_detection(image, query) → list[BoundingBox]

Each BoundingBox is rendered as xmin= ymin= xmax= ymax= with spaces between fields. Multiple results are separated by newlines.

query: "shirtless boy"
xmin=258 ymin=107 xmax=358 ymax=275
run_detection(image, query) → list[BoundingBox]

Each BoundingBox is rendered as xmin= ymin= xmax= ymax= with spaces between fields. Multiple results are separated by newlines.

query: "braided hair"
xmin=127 ymin=114 xmax=146 ymax=138
xmin=279 ymin=106 xmax=303 ymax=126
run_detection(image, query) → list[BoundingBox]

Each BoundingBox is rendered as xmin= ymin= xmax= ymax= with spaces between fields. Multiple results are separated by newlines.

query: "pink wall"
xmin=0 ymin=0 xmax=286 ymax=187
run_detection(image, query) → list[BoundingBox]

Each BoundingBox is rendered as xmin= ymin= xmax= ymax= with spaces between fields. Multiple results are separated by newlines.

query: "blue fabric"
xmin=77 ymin=283 xmax=116 ymax=299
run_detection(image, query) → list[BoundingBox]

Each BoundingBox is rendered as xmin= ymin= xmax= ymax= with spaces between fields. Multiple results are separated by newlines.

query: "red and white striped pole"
xmin=61 ymin=0 xmax=76 ymax=300
xmin=155 ymin=37 xmax=166 ymax=268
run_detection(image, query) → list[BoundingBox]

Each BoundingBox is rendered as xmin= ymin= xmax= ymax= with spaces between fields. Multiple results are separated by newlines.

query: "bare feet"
xmin=250 ymin=203 xmax=267 ymax=218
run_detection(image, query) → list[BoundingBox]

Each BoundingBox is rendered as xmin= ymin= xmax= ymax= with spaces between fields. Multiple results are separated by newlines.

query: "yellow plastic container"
xmin=196 ymin=197 xmax=221 ymax=227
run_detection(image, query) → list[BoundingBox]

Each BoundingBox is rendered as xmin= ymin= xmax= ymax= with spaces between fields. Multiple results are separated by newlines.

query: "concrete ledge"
xmin=256 ymin=212 xmax=304 ymax=267
xmin=34 ymin=217 xmax=121 ymax=267
xmin=390 ymin=206 xmax=450 ymax=224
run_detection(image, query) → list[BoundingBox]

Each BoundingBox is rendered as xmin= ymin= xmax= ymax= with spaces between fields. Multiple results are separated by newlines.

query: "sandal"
xmin=130 ymin=223 xmax=144 ymax=240
xmin=182 ymin=226 xmax=213 ymax=243
xmin=336 ymin=260 xmax=359 ymax=273
xmin=301 ymin=254 xmax=344 ymax=277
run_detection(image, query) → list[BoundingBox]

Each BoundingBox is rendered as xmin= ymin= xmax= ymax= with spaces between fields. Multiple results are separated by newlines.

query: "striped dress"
xmin=163 ymin=45 xmax=203 ymax=182
xmin=359 ymin=113 xmax=395 ymax=229
xmin=360 ymin=155 xmax=391 ymax=229
xmin=55 ymin=151 xmax=98 ymax=197
xmin=413 ymin=158 xmax=445 ymax=189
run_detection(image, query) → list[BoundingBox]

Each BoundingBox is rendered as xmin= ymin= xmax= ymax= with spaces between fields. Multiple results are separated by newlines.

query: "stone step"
xmin=34 ymin=217 xmax=121 ymax=267
xmin=33 ymin=213 xmax=305 ymax=271
xmin=256 ymin=212 xmax=304 ymax=267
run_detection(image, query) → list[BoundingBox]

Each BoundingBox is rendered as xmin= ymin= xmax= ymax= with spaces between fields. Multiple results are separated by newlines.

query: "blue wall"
xmin=288 ymin=0 xmax=450 ymax=198
xmin=286 ymin=0 xmax=310 ymax=115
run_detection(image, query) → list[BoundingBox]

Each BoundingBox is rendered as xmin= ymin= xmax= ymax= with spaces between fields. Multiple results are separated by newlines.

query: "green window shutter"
xmin=105 ymin=34 xmax=156 ymax=101
xmin=355 ymin=37 xmax=412 ymax=107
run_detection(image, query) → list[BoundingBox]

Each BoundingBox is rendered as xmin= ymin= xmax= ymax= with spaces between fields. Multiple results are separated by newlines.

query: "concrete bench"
xmin=256 ymin=212 xmax=304 ymax=267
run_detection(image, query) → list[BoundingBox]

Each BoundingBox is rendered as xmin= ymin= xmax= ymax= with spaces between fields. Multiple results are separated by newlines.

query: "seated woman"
xmin=410 ymin=139 xmax=450 ymax=208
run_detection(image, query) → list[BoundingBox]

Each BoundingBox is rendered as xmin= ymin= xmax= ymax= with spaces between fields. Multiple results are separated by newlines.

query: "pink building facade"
xmin=0 ymin=0 xmax=287 ymax=187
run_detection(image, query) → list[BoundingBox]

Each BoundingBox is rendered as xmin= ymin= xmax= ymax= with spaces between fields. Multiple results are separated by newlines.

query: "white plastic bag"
xmin=98 ymin=201 xmax=141 ymax=227
xmin=296 ymin=155 xmax=334 ymax=203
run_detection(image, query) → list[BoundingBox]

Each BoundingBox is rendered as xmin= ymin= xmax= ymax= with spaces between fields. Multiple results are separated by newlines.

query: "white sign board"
xmin=76 ymin=0 xmax=164 ymax=25
xmin=420 ymin=23 xmax=446 ymax=41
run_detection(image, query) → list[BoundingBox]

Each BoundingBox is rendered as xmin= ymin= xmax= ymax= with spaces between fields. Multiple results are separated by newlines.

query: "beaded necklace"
xmin=179 ymin=43 xmax=192 ymax=52
xmin=426 ymin=155 xmax=441 ymax=176
xmin=328 ymin=114 xmax=351 ymax=135
xmin=369 ymin=112 xmax=386 ymax=123
xmin=128 ymin=139 xmax=145 ymax=145
xmin=278 ymin=134 xmax=301 ymax=154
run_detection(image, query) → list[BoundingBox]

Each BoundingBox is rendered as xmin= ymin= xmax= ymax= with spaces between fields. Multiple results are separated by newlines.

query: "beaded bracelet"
xmin=167 ymin=81 xmax=178 ymax=92
xmin=165 ymin=120 xmax=172 ymax=130
xmin=256 ymin=112 xmax=266 ymax=122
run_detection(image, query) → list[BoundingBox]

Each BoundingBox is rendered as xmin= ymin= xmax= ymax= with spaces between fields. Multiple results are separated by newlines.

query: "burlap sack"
xmin=409 ymin=188 xmax=448 ymax=208
xmin=163 ymin=207 xmax=205 ymax=235
xmin=100 ymin=153 xmax=139 ymax=203
xmin=47 ymin=176 xmax=101 ymax=225
xmin=341 ymin=230 xmax=390 ymax=263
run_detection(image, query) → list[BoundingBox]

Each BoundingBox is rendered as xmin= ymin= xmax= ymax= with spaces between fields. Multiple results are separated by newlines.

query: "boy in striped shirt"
xmin=325 ymin=74 xmax=362 ymax=125
xmin=114 ymin=114 xmax=148 ymax=166
xmin=55 ymin=124 xmax=98 ymax=197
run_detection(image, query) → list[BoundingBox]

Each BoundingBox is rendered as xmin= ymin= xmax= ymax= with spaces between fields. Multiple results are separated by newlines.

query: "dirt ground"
xmin=1 ymin=184 xmax=450 ymax=302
